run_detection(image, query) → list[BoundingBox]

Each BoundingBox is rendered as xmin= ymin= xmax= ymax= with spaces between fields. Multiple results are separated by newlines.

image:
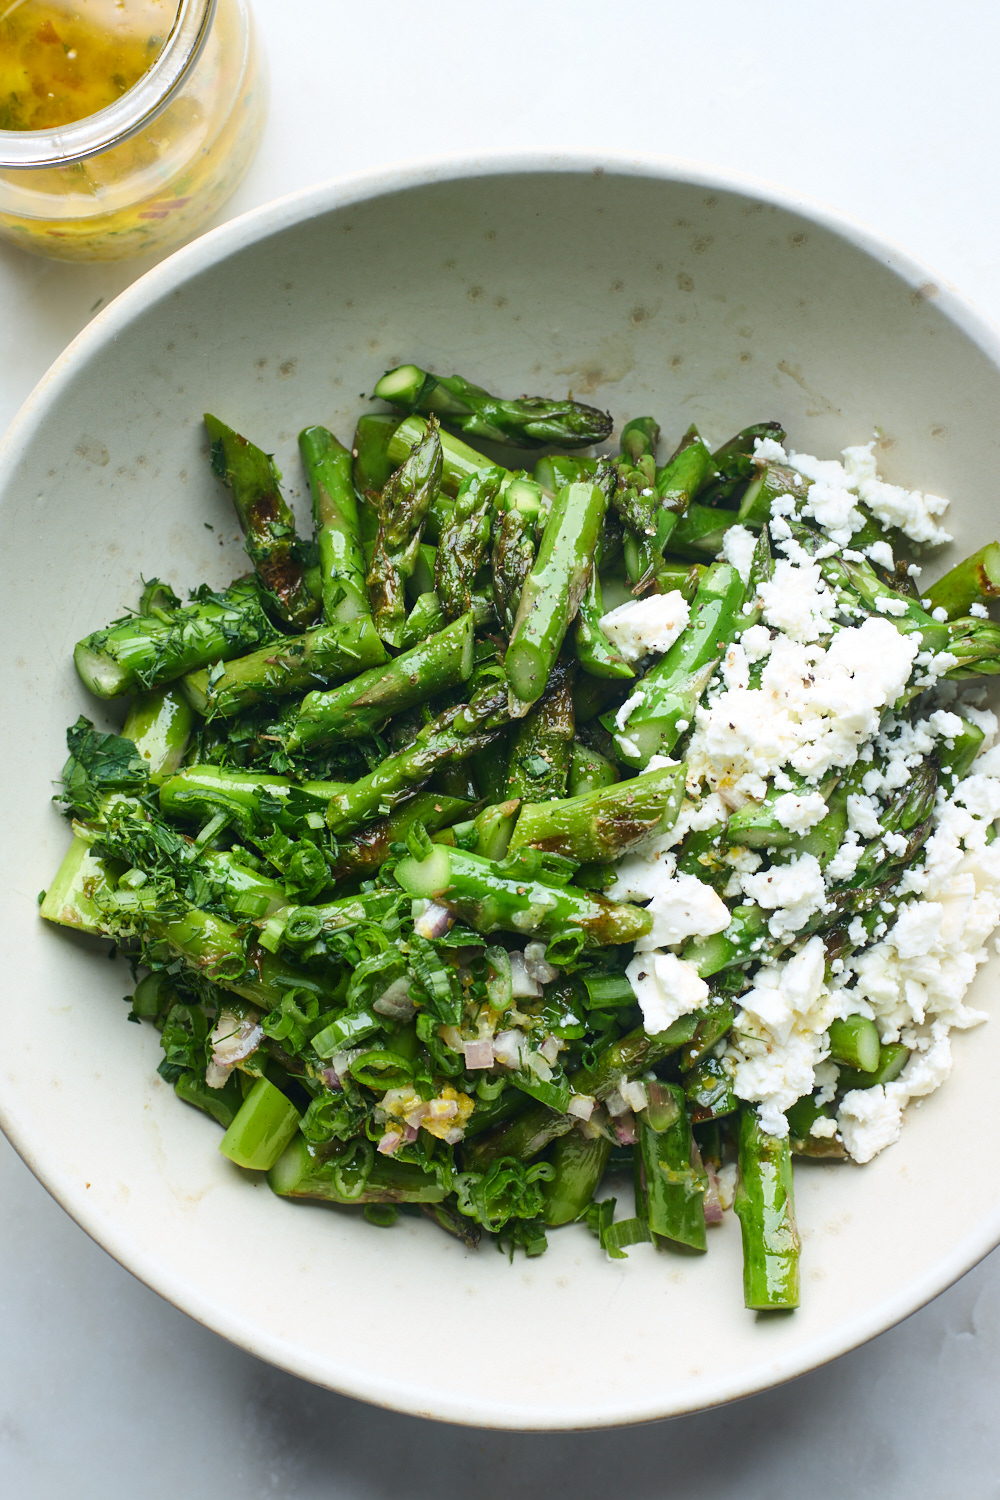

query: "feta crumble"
xmin=599 ymin=590 xmax=690 ymax=663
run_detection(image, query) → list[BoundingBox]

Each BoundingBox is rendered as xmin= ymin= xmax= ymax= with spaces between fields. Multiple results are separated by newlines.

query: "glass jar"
xmin=0 ymin=0 xmax=266 ymax=261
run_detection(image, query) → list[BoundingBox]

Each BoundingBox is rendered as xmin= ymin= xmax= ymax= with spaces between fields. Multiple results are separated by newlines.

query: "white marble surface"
xmin=4 ymin=0 xmax=1000 ymax=1490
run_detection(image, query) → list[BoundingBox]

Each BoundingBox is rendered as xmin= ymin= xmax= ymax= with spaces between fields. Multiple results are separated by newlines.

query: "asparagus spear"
xmin=393 ymin=842 xmax=652 ymax=947
xmin=367 ymin=416 xmax=443 ymax=646
xmin=327 ymin=791 xmax=472 ymax=882
xmin=664 ymin=503 xmax=740 ymax=560
xmin=492 ymin=505 xmax=537 ymax=635
xmin=352 ymin=412 xmax=403 ymax=496
xmin=505 ymin=474 xmax=609 ymax=711
xmin=432 ymin=798 xmax=521 ymax=861
xmin=181 ymin=617 xmax=386 ymax=718
xmin=122 ymin=688 xmax=194 ymax=784
xmin=269 ymin=1134 xmax=447 ymax=1204
xmin=923 ymin=542 xmax=1000 ymax=619
xmin=625 ymin=426 xmax=716 ymax=591
xmin=220 ymin=1078 xmax=301 ymax=1171
xmin=434 ymin=465 xmax=504 ymax=620
xmin=737 ymin=460 xmax=811 ymax=530
xmin=573 ymin=516 xmax=635 ymax=679
xmin=158 ymin=765 xmax=350 ymax=838
xmin=387 ymin=414 xmax=518 ymax=497
xmin=684 ymin=1054 xmax=739 ymax=1122
xmin=325 ymin=680 xmax=510 ymax=836
xmin=635 ymin=1082 xmax=707 ymax=1250
xmin=700 ymin=421 xmax=785 ymax=507
xmin=285 ymin=611 xmax=474 ymax=753
xmin=508 ymin=762 xmax=685 ymax=864
xmin=568 ymin=741 xmax=619 ymax=796
xmin=611 ymin=416 xmax=660 ymax=539
xmin=74 ymin=576 xmax=281 ymax=699
xmin=204 ymin=415 xmax=318 ymax=628
xmin=827 ymin=1014 xmax=881 ymax=1073
xmin=734 ymin=1107 xmax=800 ymax=1310
xmin=542 ymin=1131 xmax=612 ymax=1226
xmin=505 ymin=662 xmax=576 ymax=801
xmin=835 ymin=1041 xmax=909 ymax=1092
xmin=533 ymin=453 xmax=597 ymax=495
xmin=785 ymin=1094 xmax=846 ymax=1160
xmin=374 ymin=364 xmax=613 ymax=448
xmin=606 ymin=559 xmax=747 ymax=767
xmin=299 ymin=425 xmax=375 ymax=628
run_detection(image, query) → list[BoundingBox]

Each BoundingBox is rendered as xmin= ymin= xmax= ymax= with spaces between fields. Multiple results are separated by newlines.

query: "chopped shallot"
xmin=377 ymin=1131 xmax=402 ymax=1155
xmin=567 ymin=1093 xmax=596 ymax=1122
xmin=493 ymin=1029 xmax=527 ymax=1069
xmin=613 ymin=1111 xmax=638 ymax=1146
xmin=204 ymin=1060 xmax=231 ymax=1090
xmin=620 ymin=1078 xmax=648 ymax=1114
xmin=539 ymin=1035 xmax=562 ymax=1065
xmin=509 ymin=950 xmax=543 ymax=998
xmin=703 ymin=1163 xmax=724 ymax=1224
xmin=205 ymin=1010 xmax=263 ymax=1087
xmin=464 ymin=1038 xmax=494 ymax=1070
xmin=413 ymin=900 xmax=455 ymax=940
xmin=524 ymin=941 xmax=559 ymax=985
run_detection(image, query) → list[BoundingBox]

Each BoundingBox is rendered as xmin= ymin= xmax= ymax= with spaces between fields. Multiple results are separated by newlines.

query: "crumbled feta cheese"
xmin=837 ymin=1086 xmax=904 ymax=1163
xmin=740 ymin=623 xmax=773 ymax=662
xmin=614 ymin=688 xmax=645 ymax=732
xmin=685 ymin=618 xmax=919 ymax=802
xmin=927 ymin=709 xmax=964 ymax=741
xmin=729 ymin=938 xmax=835 ymax=1134
xmin=721 ymin=523 xmax=758 ymax=583
xmin=720 ymin=641 xmax=750 ymax=691
xmin=970 ymin=601 xmax=989 ymax=619
xmin=847 ymin=793 xmax=882 ymax=839
xmin=599 ymin=590 xmax=691 ymax=663
xmin=625 ymin=950 xmax=709 ymax=1035
xmin=758 ymin=558 xmax=837 ymax=642
xmin=875 ymin=595 xmax=910 ymax=617
xmin=742 ymin=855 xmax=827 ymax=940
xmin=825 ymin=829 xmax=864 ymax=882
xmin=801 ymin=481 xmax=865 ymax=546
xmin=634 ymin=872 xmax=732 ymax=951
xmin=754 ymin=436 xmax=789 ymax=464
xmin=773 ymin=790 xmax=829 ymax=833
xmin=841 ymin=442 xmax=952 ymax=546
xmin=866 ymin=540 xmax=895 ymax=570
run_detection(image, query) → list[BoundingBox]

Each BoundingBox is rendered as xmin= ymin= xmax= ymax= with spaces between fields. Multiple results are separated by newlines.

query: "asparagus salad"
xmin=41 ymin=364 xmax=1000 ymax=1310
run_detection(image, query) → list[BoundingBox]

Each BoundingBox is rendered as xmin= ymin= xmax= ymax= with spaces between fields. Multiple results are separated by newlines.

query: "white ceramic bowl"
xmin=3 ymin=155 xmax=1000 ymax=1430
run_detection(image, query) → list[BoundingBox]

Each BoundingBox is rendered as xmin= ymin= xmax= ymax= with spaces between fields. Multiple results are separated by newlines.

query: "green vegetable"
xmin=374 ymin=364 xmax=612 ymax=448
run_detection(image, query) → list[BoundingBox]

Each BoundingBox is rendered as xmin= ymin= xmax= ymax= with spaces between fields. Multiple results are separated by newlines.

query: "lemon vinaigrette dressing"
xmin=0 ymin=0 xmax=266 ymax=260
xmin=0 ymin=0 xmax=172 ymax=131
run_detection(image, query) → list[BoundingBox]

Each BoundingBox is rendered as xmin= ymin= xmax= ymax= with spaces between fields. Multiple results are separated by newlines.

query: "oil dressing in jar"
xmin=0 ymin=0 xmax=266 ymax=260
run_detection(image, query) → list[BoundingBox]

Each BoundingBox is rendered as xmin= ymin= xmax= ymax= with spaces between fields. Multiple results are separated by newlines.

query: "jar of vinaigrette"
xmin=0 ymin=0 xmax=266 ymax=260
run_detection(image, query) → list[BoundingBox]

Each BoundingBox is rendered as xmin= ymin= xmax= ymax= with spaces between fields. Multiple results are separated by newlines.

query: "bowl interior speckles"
xmin=3 ymin=156 xmax=1000 ymax=1429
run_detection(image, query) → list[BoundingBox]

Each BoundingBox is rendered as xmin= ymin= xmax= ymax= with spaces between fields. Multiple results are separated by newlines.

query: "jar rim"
xmin=0 ymin=0 xmax=218 ymax=170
